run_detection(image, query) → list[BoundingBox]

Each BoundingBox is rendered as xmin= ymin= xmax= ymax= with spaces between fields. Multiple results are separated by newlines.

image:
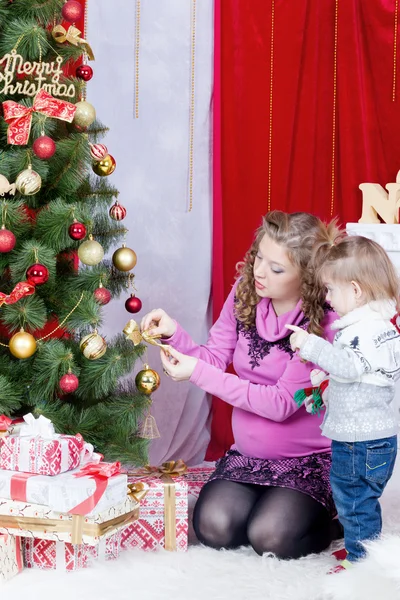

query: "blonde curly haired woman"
xmin=141 ymin=211 xmax=341 ymax=558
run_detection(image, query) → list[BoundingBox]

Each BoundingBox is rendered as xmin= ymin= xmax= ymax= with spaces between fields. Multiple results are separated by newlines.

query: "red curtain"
xmin=207 ymin=0 xmax=400 ymax=460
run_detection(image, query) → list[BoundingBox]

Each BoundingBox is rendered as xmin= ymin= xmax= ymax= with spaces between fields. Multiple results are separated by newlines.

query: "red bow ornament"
xmin=0 ymin=281 xmax=35 ymax=307
xmin=2 ymin=89 xmax=77 ymax=145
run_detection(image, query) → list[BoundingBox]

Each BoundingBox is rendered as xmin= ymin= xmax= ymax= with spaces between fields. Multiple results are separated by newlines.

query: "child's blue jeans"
xmin=330 ymin=436 xmax=397 ymax=563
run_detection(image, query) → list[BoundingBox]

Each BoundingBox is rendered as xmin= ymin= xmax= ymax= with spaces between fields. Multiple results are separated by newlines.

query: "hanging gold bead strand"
xmin=267 ymin=0 xmax=275 ymax=212
xmin=133 ymin=0 xmax=141 ymax=119
xmin=393 ymin=0 xmax=399 ymax=101
xmin=331 ymin=0 xmax=339 ymax=217
xmin=82 ymin=0 xmax=89 ymax=101
xmin=188 ymin=0 xmax=197 ymax=212
xmin=0 ymin=292 xmax=85 ymax=348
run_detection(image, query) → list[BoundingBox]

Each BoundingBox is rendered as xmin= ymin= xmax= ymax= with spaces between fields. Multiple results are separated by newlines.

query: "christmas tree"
xmin=0 ymin=0 xmax=153 ymax=464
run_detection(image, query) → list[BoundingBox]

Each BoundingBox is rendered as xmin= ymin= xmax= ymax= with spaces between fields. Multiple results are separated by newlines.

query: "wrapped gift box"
xmin=124 ymin=463 xmax=188 ymax=552
xmin=0 ymin=492 xmax=142 ymax=545
xmin=0 ymin=462 xmax=128 ymax=516
xmin=0 ymin=413 xmax=94 ymax=476
xmin=0 ymin=433 xmax=86 ymax=476
xmin=0 ymin=534 xmax=23 ymax=582
xmin=122 ymin=462 xmax=214 ymax=552
xmin=22 ymin=528 xmax=125 ymax=571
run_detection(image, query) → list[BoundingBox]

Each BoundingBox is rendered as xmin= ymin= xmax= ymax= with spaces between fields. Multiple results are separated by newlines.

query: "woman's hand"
xmin=160 ymin=346 xmax=198 ymax=382
xmin=286 ymin=324 xmax=309 ymax=351
xmin=140 ymin=309 xmax=177 ymax=338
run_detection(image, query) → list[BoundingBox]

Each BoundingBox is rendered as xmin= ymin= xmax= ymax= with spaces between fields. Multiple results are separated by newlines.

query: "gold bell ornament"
xmin=112 ymin=244 xmax=137 ymax=271
xmin=80 ymin=330 xmax=107 ymax=360
xmin=9 ymin=328 xmax=37 ymax=359
xmin=138 ymin=411 xmax=160 ymax=439
xmin=135 ymin=364 xmax=160 ymax=395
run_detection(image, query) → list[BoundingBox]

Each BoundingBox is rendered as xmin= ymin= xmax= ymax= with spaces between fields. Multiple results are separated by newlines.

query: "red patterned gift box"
xmin=22 ymin=528 xmax=123 ymax=571
xmin=0 ymin=534 xmax=23 ymax=582
xmin=122 ymin=462 xmax=215 ymax=552
xmin=123 ymin=461 xmax=189 ymax=552
xmin=0 ymin=434 xmax=85 ymax=476
xmin=0 ymin=413 xmax=94 ymax=476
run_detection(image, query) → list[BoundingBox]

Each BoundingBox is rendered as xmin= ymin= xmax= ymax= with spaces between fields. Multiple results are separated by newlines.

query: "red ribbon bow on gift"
xmin=2 ymin=89 xmax=77 ymax=145
xmin=70 ymin=461 xmax=122 ymax=515
xmin=75 ymin=461 xmax=121 ymax=479
xmin=0 ymin=281 xmax=35 ymax=308
xmin=0 ymin=415 xmax=12 ymax=432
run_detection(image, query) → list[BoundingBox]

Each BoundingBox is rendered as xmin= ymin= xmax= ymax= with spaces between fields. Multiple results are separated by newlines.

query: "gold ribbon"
xmin=127 ymin=460 xmax=187 ymax=551
xmin=0 ymin=508 xmax=139 ymax=545
xmin=123 ymin=319 xmax=170 ymax=350
xmin=52 ymin=25 xmax=95 ymax=61
xmin=127 ymin=481 xmax=148 ymax=503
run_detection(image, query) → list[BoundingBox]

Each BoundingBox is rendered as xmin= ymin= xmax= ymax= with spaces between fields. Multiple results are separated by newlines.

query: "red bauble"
xmin=125 ymin=294 xmax=142 ymax=314
xmin=32 ymin=135 xmax=56 ymax=160
xmin=59 ymin=373 xmax=79 ymax=394
xmin=61 ymin=0 xmax=83 ymax=22
xmin=94 ymin=284 xmax=112 ymax=305
xmin=109 ymin=201 xmax=127 ymax=221
xmin=68 ymin=220 xmax=87 ymax=241
xmin=0 ymin=225 xmax=16 ymax=252
xmin=26 ymin=263 xmax=49 ymax=286
xmin=76 ymin=65 xmax=93 ymax=82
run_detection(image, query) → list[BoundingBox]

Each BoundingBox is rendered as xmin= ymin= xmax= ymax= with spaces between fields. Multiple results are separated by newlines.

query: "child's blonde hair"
xmin=312 ymin=223 xmax=400 ymax=311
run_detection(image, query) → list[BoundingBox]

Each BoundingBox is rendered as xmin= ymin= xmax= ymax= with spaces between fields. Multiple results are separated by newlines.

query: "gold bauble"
xmin=135 ymin=364 xmax=160 ymax=395
xmin=15 ymin=166 xmax=42 ymax=196
xmin=73 ymin=100 xmax=96 ymax=127
xmin=112 ymin=244 xmax=137 ymax=271
xmin=80 ymin=331 xmax=107 ymax=360
xmin=9 ymin=328 xmax=37 ymax=359
xmin=78 ymin=235 xmax=104 ymax=266
xmin=92 ymin=154 xmax=116 ymax=177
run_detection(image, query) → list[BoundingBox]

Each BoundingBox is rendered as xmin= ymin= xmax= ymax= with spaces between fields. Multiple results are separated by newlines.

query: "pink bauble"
xmin=32 ymin=135 xmax=56 ymax=160
xmin=109 ymin=201 xmax=127 ymax=221
xmin=0 ymin=226 xmax=16 ymax=252
xmin=94 ymin=286 xmax=112 ymax=305
xmin=76 ymin=65 xmax=93 ymax=82
xmin=125 ymin=295 xmax=142 ymax=314
xmin=90 ymin=144 xmax=108 ymax=161
xmin=59 ymin=373 xmax=79 ymax=394
xmin=61 ymin=0 xmax=83 ymax=22
xmin=26 ymin=263 xmax=49 ymax=286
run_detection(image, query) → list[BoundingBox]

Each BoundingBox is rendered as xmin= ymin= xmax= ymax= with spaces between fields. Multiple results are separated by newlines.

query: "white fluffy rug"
xmin=4 ymin=464 xmax=400 ymax=600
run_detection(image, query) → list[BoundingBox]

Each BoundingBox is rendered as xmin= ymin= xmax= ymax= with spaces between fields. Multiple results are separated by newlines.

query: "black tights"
xmin=193 ymin=479 xmax=337 ymax=558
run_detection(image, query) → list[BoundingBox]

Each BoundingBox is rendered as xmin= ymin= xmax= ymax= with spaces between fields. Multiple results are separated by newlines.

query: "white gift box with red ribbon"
xmin=0 ymin=461 xmax=128 ymax=517
xmin=0 ymin=414 xmax=96 ymax=476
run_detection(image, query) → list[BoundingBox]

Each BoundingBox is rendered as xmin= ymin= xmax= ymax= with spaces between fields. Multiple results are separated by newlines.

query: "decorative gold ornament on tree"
xmin=112 ymin=244 xmax=137 ymax=271
xmin=92 ymin=154 xmax=116 ymax=177
xmin=138 ymin=413 xmax=160 ymax=439
xmin=15 ymin=165 xmax=42 ymax=195
xmin=135 ymin=364 xmax=160 ymax=395
xmin=80 ymin=331 xmax=107 ymax=360
xmin=9 ymin=328 xmax=37 ymax=359
xmin=73 ymin=100 xmax=96 ymax=127
xmin=78 ymin=235 xmax=104 ymax=266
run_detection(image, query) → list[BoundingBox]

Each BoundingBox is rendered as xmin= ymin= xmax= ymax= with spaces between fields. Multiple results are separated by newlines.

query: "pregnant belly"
xmin=231 ymin=407 xmax=331 ymax=460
